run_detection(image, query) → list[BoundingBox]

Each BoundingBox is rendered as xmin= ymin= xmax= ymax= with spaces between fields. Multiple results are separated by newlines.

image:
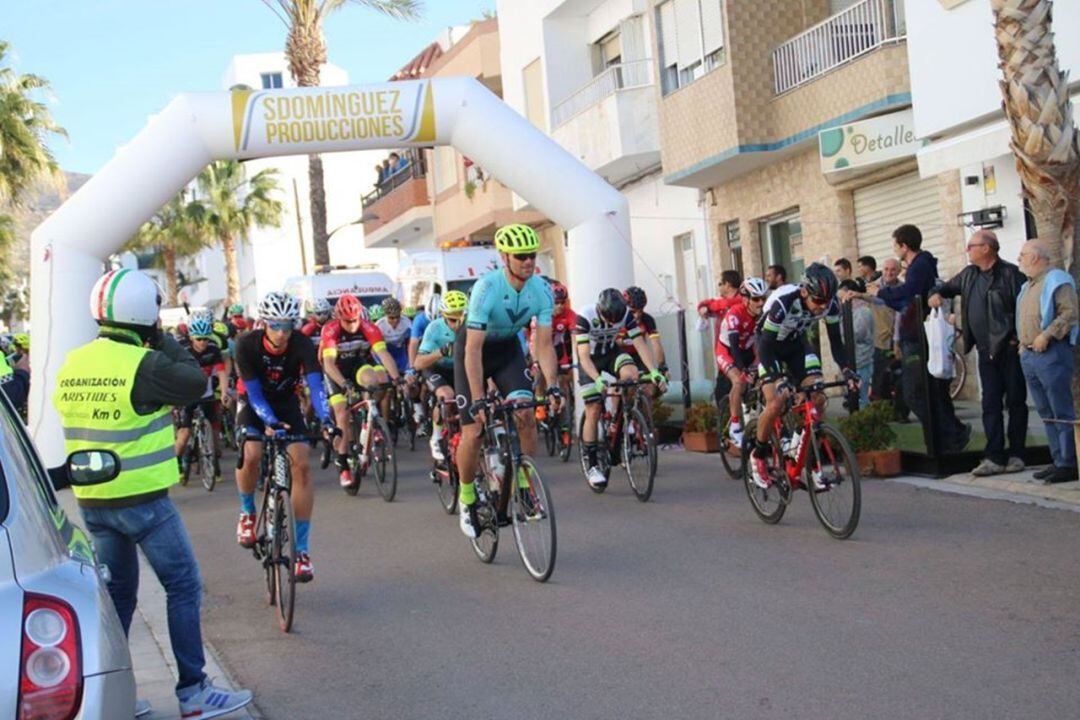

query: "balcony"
xmin=550 ymin=60 xmax=660 ymax=185
xmin=361 ymin=150 xmax=433 ymax=249
xmin=772 ymin=0 xmax=905 ymax=95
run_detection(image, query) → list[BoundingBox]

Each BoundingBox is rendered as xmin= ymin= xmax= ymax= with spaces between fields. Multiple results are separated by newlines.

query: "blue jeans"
xmin=80 ymin=495 xmax=207 ymax=696
xmin=857 ymin=362 xmax=873 ymax=409
xmin=1021 ymin=342 xmax=1077 ymax=469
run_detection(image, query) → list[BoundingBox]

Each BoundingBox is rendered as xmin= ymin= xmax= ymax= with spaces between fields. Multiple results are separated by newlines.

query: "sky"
xmin=4 ymin=0 xmax=496 ymax=175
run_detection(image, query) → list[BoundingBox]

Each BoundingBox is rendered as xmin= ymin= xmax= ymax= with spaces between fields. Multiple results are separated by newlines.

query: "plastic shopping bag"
xmin=924 ymin=308 xmax=955 ymax=380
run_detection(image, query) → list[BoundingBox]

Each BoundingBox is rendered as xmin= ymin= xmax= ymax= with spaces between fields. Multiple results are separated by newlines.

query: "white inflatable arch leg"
xmin=30 ymin=77 xmax=631 ymax=465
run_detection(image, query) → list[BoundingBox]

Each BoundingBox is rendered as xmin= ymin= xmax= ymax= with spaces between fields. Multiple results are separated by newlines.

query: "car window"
xmin=0 ymin=391 xmax=53 ymax=519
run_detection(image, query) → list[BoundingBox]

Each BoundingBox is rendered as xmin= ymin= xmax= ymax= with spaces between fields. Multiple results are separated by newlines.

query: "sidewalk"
xmin=58 ymin=490 xmax=259 ymax=720
xmin=890 ymin=463 xmax=1080 ymax=512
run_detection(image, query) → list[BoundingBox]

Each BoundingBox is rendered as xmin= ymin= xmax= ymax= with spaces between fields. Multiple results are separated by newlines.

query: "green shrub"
xmin=652 ymin=399 xmax=674 ymax=427
xmin=684 ymin=402 xmax=718 ymax=433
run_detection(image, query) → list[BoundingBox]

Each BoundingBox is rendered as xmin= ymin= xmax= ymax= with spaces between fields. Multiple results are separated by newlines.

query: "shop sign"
xmin=819 ymin=109 xmax=927 ymax=173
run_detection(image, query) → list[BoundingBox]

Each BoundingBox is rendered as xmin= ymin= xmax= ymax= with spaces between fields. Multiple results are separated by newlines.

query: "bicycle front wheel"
xmin=949 ymin=351 xmax=966 ymax=399
xmin=577 ymin=413 xmax=610 ymax=493
xmin=198 ymin=424 xmax=216 ymax=491
xmin=511 ymin=457 xmax=556 ymax=582
xmin=715 ymin=394 xmax=744 ymax=480
xmin=256 ymin=485 xmax=275 ymax=606
xmin=741 ymin=420 xmax=787 ymax=525
xmin=622 ymin=407 xmax=656 ymax=502
xmin=372 ymin=416 xmax=397 ymax=502
xmin=273 ymin=488 xmax=297 ymax=632
xmin=807 ymin=423 xmax=862 ymax=539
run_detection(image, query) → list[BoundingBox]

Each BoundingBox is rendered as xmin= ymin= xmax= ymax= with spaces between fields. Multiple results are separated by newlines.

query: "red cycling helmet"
xmin=552 ymin=282 xmax=569 ymax=304
xmin=335 ymin=293 xmax=365 ymax=322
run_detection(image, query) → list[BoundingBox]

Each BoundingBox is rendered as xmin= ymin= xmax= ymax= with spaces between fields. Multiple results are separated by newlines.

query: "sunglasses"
xmin=266 ymin=321 xmax=294 ymax=332
xmin=190 ymin=335 xmax=212 ymax=342
xmin=511 ymin=252 xmax=537 ymax=261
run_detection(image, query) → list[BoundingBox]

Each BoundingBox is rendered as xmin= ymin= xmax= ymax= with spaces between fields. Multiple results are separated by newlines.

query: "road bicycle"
xmin=243 ymin=431 xmax=309 ymax=633
xmin=386 ymin=378 xmax=417 ymax=451
xmin=715 ymin=371 xmax=762 ymax=480
xmin=467 ymin=393 xmax=556 ymax=583
xmin=577 ymin=378 xmax=658 ymax=502
xmin=180 ymin=404 xmax=218 ymax=492
xmin=344 ymin=381 xmax=397 ymax=501
xmin=538 ymin=380 xmax=575 ymax=463
xmin=949 ymin=335 xmax=967 ymax=399
xmin=429 ymin=397 xmax=462 ymax=515
xmin=740 ymin=379 xmax=861 ymax=539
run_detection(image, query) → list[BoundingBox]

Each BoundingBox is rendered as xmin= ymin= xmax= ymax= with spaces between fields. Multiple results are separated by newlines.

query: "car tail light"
xmin=18 ymin=594 xmax=82 ymax=720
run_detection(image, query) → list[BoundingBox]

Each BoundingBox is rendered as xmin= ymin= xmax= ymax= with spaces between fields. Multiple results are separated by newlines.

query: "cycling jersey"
xmin=545 ymin=307 xmax=578 ymax=367
xmin=575 ymin=304 xmax=640 ymax=358
xmin=376 ymin=316 xmax=411 ymax=370
xmin=319 ymin=318 xmax=386 ymax=372
xmin=756 ymin=284 xmax=847 ymax=380
xmin=300 ymin=320 xmax=324 ymax=346
xmin=418 ymin=317 xmax=456 ymax=371
xmin=618 ymin=311 xmax=658 ymax=358
xmin=410 ymin=311 xmax=430 ymax=341
xmin=466 ymin=268 xmax=553 ymax=341
xmin=235 ymin=330 xmax=330 ymax=427
xmin=716 ymin=301 xmax=757 ymax=374
xmin=187 ymin=342 xmax=226 ymax=400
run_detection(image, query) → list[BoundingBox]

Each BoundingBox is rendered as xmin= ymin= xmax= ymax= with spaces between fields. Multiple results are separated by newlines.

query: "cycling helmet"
xmin=89 ymin=269 xmax=161 ymax=327
xmin=740 ymin=277 xmax=769 ymax=299
xmin=440 ymin=290 xmax=468 ymax=316
xmin=494 ymin=224 xmax=540 ymax=254
xmin=335 ymin=293 xmax=364 ymax=322
xmin=258 ymin=291 xmax=301 ymax=321
xmin=0 ymin=334 xmax=12 ymax=353
xmin=381 ymin=297 xmax=402 ymax=317
xmin=801 ymin=262 xmax=839 ymax=302
xmin=624 ymin=286 xmax=647 ymax=311
xmin=368 ymin=304 xmax=385 ymax=322
xmin=176 ymin=323 xmax=189 ymax=337
xmin=402 ymin=305 xmax=418 ymax=319
xmin=228 ymin=303 xmax=244 ymax=316
xmin=306 ymin=297 xmax=332 ymax=318
xmin=551 ymin=282 xmax=569 ymax=304
xmin=596 ymin=288 xmax=627 ymax=325
xmin=212 ymin=321 xmax=229 ymax=337
xmin=425 ymin=293 xmax=442 ymax=321
xmin=189 ymin=318 xmax=213 ymax=338
xmin=11 ymin=333 xmax=29 ymax=352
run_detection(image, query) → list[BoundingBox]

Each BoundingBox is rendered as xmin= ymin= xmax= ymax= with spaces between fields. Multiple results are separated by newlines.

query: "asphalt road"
xmin=172 ymin=441 xmax=1080 ymax=720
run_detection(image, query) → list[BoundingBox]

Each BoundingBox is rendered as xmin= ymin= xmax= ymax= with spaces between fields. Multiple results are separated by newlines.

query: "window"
xmin=758 ymin=212 xmax=804 ymax=279
xmin=260 ymin=72 xmax=283 ymax=89
xmin=522 ymin=59 xmax=546 ymax=131
xmin=725 ymin=221 xmax=743 ymax=277
xmin=432 ymin=146 xmax=458 ymax=195
xmin=656 ymin=0 xmax=725 ymax=95
xmin=597 ymin=31 xmax=622 ymax=70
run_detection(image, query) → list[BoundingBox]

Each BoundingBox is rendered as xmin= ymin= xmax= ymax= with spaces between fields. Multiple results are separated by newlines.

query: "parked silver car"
xmin=0 ymin=389 xmax=136 ymax=719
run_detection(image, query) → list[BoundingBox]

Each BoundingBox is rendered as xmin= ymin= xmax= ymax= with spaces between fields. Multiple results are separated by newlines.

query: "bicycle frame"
xmin=769 ymin=380 xmax=848 ymax=485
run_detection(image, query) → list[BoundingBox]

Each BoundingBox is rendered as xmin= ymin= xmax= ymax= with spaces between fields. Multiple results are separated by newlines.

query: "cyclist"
xmin=368 ymin=303 xmax=385 ymax=323
xmin=414 ymin=290 xmax=468 ymax=460
xmin=528 ymin=281 xmax=576 ymax=422
xmin=576 ymin=288 xmax=667 ymax=489
xmin=620 ymin=286 xmax=667 ymax=381
xmin=234 ymin=292 xmax=334 ymax=583
xmin=750 ymin=263 xmax=855 ymax=490
xmin=376 ymin=296 xmax=421 ymax=429
xmin=320 ymin=293 xmax=401 ymax=491
xmin=175 ymin=318 xmax=232 ymax=483
xmin=456 ymin=224 xmax=563 ymax=538
xmin=408 ymin=293 xmax=440 ymax=435
xmin=226 ymin=303 xmax=248 ymax=336
xmin=300 ymin=298 xmax=332 ymax=346
xmin=716 ymin=277 xmax=768 ymax=445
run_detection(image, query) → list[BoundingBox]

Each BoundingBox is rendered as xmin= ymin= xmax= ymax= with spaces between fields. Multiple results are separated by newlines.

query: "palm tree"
xmin=260 ymin=0 xmax=423 ymax=266
xmin=123 ymin=194 xmax=212 ymax=306
xmin=991 ymin=0 xmax=1080 ymax=454
xmin=193 ymin=160 xmax=284 ymax=304
xmin=0 ymin=41 xmax=66 ymax=207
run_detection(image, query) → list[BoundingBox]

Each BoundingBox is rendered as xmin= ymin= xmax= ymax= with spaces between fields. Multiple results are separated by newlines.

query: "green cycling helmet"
xmin=494 ymin=224 xmax=540 ymax=254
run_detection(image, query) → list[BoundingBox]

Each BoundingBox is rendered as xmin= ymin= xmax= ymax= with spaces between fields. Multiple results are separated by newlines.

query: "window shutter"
xmin=619 ymin=15 xmax=647 ymax=63
xmin=674 ymin=0 xmax=702 ymax=70
xmin=700 ymin=0 xmax=724 ymax=55
xmin=658 ymin=1 xmax=677 ymax=69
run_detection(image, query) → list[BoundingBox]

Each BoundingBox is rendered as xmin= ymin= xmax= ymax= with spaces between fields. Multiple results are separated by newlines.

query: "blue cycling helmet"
xmin=189 ymin=318 xmax=213 ymax=338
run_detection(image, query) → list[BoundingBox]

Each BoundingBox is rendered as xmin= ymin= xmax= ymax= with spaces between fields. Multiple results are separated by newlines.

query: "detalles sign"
xmin=230 ymin=81 xmax=436 ymax=154
xmin=819 ymin=108 xmax=927 ymax=173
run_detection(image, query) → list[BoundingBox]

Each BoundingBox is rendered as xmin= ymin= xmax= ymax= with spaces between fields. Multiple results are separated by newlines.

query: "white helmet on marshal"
xmin=89 ymin=269 xmax=161 ymax=327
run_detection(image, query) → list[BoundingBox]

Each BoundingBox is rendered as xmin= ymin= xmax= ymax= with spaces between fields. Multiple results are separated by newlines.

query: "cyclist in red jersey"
xmin=300 ymin=297 xmax=332 ymax=345
xmin=530 ymin=281 xmax=576 ymax=414
xmin=320 ymin=293 xmax=401 ymax=490
xmin=716 ymin=277 xmax=768 ymax=445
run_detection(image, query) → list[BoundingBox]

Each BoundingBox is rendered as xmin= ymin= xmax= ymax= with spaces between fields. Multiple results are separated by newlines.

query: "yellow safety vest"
xmin=0 ymin=355 xmax=12 ymax=381
xmin=53 ymin=338 xmax=177 ymax=501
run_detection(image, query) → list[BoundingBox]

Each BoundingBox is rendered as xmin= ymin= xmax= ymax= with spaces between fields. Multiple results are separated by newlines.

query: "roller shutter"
xmin=854 ymin=172 xmax=953 ymax=276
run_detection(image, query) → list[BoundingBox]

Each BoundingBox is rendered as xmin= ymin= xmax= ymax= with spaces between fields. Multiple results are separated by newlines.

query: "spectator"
xmin=1016 ymin=239 xmax=1078 ymax=483
xmin=698 ymin=269 xmax=744 ymax=399
xmin=840 ymin=279 xmax=874 ymax=409
xmin=834 ymin=258 xmax=853 ymax=282
xmin=858 ymin=255 xmax=881 ymax=285
xmin=379 ymin=158 xmax=392 ymax=185
xmin=868 ymin=224 xmax=971 ymax=454
xmin=374 ymin=162 xmax=386 ymax=189
xmin=866 ymin=258 xmax=908 ymax=419
xmin=765 ymin=264 xmax=787 ymax=290
xmin=930 ymin=229 xmax=1026 ymax=475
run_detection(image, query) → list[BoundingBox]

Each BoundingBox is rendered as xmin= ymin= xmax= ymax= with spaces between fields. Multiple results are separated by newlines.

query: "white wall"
xmin=906 ymin=0 xmax=1080 ymax=139
xmin=956 ymin=155 xmax=1028 ymax=267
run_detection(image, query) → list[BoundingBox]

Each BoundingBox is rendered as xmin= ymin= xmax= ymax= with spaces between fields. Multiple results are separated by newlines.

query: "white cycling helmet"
xmin=258 ymin=291 xmax=301 ymax=321
xmin=740 ymin=277 xmax=769 ymax=299
xmin=89 ymin=269 xmax=161 ymax=327
xmin=188 ymin=307 xmax=214 ymax=324
xmin=307 ymin=297 xmax=332 ymax=317
xmin=425 ymin=293 xmax=442 ymax=320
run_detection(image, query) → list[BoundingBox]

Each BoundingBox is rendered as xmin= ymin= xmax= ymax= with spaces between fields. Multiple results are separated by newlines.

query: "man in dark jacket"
xmin=868 ymin=224 xmax=971 ymax=454
xmin=930 ymin=230 xmax=1027 ymax=475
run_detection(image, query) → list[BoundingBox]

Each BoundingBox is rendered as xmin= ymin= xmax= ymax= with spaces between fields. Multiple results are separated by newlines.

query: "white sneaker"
xmin=429 ymin=433 xmax=445 ymax=461
xmin=586 ymin=466 xmax=608 ymax=489
xmin=459 ymin=501 xmax=478 ymax=539
xmin=178 ymin=679 xmax=253 ymax=720
xmin=728 ymin=425 xmax=743 ymax=446
xmin=810 ymin=469 xmax=827 ymax=491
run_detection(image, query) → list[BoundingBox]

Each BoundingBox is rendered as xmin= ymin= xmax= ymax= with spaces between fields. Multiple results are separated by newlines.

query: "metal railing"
xmin=362 ymin=149 xmax=427 ymax=208
xmin=551 ymin=59 xmax=655 ymax=128
xmin=772 ymin=0 xmax=904 ymax=95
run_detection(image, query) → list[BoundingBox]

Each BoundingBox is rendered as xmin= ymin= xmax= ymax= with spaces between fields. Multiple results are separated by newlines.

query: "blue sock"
xmin=295 ymin=520 xmax=311 ymax=553
xmin=239 ymin=492 xmax=256 ymax=515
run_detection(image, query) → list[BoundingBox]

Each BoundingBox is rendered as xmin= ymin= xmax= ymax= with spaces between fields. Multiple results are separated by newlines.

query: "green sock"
xmin=459 ymin=481 xmax=477 ymax=505
xmin=517 ymin=466 xmax=530 ymax=490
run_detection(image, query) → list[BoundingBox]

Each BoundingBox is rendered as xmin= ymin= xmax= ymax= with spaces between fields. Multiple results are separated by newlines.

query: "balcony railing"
xmin=772 ymin=0 xmax=904 ymax=95
xmin=361 ymin=149 xmax=427 ymax=208
xmin=551 ymin=59 xmax=655 ymax=129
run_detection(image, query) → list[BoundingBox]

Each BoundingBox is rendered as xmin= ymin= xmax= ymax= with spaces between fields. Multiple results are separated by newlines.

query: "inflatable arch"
xmin=29 ymin=77 xmax=632 ymax=465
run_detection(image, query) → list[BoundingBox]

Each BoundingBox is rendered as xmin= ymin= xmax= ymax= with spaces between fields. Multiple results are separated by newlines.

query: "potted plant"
xmin=837 ymin=401 xmax=900 ymax=477
xmin=682 ymin=402 xmax=720 ymax=453
xmin=651 ymin=399 xmax=679 ymax=445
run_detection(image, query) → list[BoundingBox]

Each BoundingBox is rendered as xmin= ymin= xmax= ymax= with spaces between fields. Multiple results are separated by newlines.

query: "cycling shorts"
xmin=579 ymin=351 xmax=636 ymax=403
xmin=177 ymin=398 xmax=219 ymax=429
xmin=423 ymin=368 xmax=455 ymax=393
xmin=237 ymin=394 xmax=307 ymax=439
xmin=325 ymin=364 xmax=386 ymax=406
xmin=758 ymin=337 xmax=822 ymax=385
xmin=453 ymin=334 xmax=532 ymax=426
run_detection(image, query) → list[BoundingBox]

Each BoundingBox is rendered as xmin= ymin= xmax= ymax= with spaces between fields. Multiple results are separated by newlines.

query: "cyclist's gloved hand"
xmin=468 ymin=399 xmax=488 ymax=419
xmin=775 ymin=379 xmax=795 ymax=397
xmin=440 ymin=345 xmax=452 ymax=358
xmin=593 ymin=376 xmax=607 ymax=395
xmin=269 ymin=422 xmax=288 ymax=438
xmin=322 ymin=421 xmax=341 ymax=439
